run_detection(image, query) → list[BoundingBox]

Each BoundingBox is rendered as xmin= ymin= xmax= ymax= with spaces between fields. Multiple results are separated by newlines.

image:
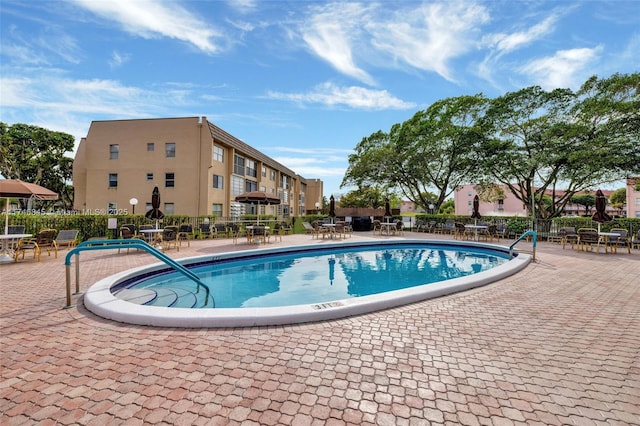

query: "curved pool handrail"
xmin=64 ymin=239 xmax=212 ymax=309
xmin=509 ymin=230 xmax=537 ymax=261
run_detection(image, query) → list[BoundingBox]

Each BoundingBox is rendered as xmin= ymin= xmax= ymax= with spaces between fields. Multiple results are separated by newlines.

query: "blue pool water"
xmin=112 ymin=243 xmax=509 ymax=309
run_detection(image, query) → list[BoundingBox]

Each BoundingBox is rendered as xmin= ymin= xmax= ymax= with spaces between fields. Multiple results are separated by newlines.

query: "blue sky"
xmin=1 ymin=1 xmax=638 ymax=197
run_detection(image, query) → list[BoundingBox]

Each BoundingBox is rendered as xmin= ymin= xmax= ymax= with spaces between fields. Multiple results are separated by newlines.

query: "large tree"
xmin=0 ymin=122 xmax=75 ymax=210
xmin=477 ymin=73 xmax=640 ymax=218
xmin=342 ymin=95 xmax=488 ymax=212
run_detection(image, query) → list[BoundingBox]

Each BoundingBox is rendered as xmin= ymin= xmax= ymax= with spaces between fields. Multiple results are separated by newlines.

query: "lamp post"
xmin=315 ymin=201 xmax=321 ymax=215
xmin=429 ymin=204 xmax=435 ymax=215
xmin=129 ymin=198 xmax=138 ymax=215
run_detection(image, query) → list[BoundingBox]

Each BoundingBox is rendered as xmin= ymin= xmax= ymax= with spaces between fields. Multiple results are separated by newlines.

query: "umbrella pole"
xmin=4 ymin=197 xmax=9 ymax=235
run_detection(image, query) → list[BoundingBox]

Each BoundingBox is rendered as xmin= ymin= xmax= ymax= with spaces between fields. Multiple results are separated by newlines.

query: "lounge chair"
xmin=302 ymin=221 xmax=315 ymax=235
xmin=54 ymin=230 xmax=79 ymax=250
xmin=14 ymin=228 xmax=58 ymax=261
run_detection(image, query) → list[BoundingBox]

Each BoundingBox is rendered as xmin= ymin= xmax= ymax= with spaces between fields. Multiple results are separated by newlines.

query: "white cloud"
xmin=70 ymin=0 xmax=223 ymax=54
xmin=300 ymin=3 xmax=375 ymax=85
xmin=490 ymin=15 xmax=558 ymax=54
xmin=226 ymin=0 xmax=258 ymax=14
xmin=368 ymin=2 xmax=489 ymax=82
xmin=267 ymin=82 xmax=415 ymax=110
xmin=520 ymin=46 xmax=603 ymax=89
xmin=109 ymin=50 xmax=130 ymax=68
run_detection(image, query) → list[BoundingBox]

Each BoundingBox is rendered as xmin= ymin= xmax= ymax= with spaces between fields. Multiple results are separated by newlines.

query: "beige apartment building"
xmin=73 ymin=117 xmax=323 ymax=219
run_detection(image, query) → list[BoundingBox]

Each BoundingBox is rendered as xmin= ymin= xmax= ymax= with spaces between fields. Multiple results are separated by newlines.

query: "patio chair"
xmin=138 ymin=224 xmax=155 ymax=243
xmin=248 ymin=225 xmax=269 ymax=244
xmin=198 ymin=223 xmax=212 ymax=239
xmin=632 ymin=230 xmax=640 ymax=250
xmin=213 ymin=223 xmax=229 ymax=238
xmin=118 ymin=226 xmax=137 ymax=254
xmin=372 ymin=220 xmax=382 ymax=235
xmin=14 ymin=228 xmax=58 ymax=262
xmin=439 ymin=219 xmax=456 ymax=235
xmin=54 ymin=230 xmax=79 ymax=250
xmin=228 ymin=223 xmax=245 ymax=244
xmin=453 ymin=222 xmax=467 ymax=240
xmin=577 ymin=228 xmax=603 ymax=253
xmin=5 ymin=225 xmax=26 ymax=250
xmin=311 ymin=221 xmax=328 ymax=239
xmin=609 ymin=228 xmax=631 ymax=254
xmin=177 ymin=224 xmax=193 ymax=247
xmin=279 ymin=221 xmax=293 ymax=235
xmin=393 ymin=220 xmax=404 ymax=236
xmin=496 ymin=224 xmax=509 ymax=239
xmin=558 ymin=227 xmax=578 ymax=250
xmin=162 ymin=226 xmax=179 ymax=251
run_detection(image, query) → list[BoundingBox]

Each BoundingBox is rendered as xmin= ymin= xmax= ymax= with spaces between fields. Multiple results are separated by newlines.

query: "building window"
xmin=270 ymin=170 xmax=276 ymax=181
xmin=262 ymin=166 xmax=267 ymax=177
xmin=498 ymin=199 xmax=504 ymax=211
xmin=165 ymin=173 xmax=175 ymax=188
xmin=108 ymin=173 xmax=118 ymax=188
xmin=280 ymin=175 xmax=289 ymax=190
xmin=109 ymin=144 xmax=119 ymax=160
xmin=231 ymin=176 xmax=244 ymax=195
xmin=212 ymin=203 xmax=223 ymax=217
xmin=147 ymin=143 xmax=154 ymax=152
xmin=635 ymin=197 xmax=640 ymax=205
xmin=246 ymin=159 xmax=257 ymax=178
xmin=213 ymin=145 xmax=224 ymax=162
xmin=233 ymin=154 xmax=245 ymax=175
xmin=245 ymin=180 xmax=257 ymax=192
xmin=107 ymin=202 xmax=117 ymax=214
xmin=146 ymin=173 xmax=154 ymax=181
xmin=165 ymin=142 xmax=176 ymax=158
xmin=164 ymin=203 xmax=174 ymax=215
xmin=213 ymin=175 xmax=223 ymax=189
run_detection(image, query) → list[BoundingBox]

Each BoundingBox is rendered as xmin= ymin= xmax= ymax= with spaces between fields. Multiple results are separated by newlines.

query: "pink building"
xmin=454 ymin=184 xmax=528 ymax=217
xmin=453 ymin=184 xmax=625 ymax=217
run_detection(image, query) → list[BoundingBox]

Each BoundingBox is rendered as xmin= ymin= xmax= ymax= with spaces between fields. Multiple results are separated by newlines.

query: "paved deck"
xmin=1 ymin=232 xmax=639 ymax=425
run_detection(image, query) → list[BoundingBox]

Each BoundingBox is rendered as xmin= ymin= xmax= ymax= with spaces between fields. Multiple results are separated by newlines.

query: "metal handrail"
xmin=64 ymin=239 xmax=212 ymax=309
xmin=509 ymin=230 xmax=537 ymax=261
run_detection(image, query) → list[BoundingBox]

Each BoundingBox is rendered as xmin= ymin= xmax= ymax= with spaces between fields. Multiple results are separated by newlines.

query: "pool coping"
xmin=83 ymin=239 xmax=532 ymax=328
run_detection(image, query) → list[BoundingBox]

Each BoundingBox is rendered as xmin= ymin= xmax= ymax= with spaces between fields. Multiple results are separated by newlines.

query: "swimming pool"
xmin=84 ymin=240 xmax=531 ymax=328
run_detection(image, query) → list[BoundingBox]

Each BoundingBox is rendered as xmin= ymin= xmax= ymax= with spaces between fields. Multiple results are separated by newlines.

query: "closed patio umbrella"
xmin=235 ymin=191 xmax=281 ymax=224
xmin=592 ymin=189 xmax=611 ymax=233
xmin=329 ymin=195 xmax=336 ymax=223
xmin=145 ymin=186 xmax=164 ymax=228
xmin=0 ymin=179 xmax=58 ymax=234
xmin=384 ymin=198 xmax=392 ymax=222
xmin=471 ymin=195 xmax=482 ymax=221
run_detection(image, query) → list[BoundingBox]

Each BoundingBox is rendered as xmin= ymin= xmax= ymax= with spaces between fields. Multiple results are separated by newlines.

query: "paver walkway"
xmin=1 ymin=232 xmax=639 ymax=425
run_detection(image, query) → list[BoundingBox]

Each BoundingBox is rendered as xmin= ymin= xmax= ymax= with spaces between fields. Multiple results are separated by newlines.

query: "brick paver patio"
xmin=1 ymin=232 xmax=639 ymax=425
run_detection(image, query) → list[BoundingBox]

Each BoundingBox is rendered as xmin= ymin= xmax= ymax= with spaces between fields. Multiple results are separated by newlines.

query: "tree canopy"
xmin=0 ymin=122 xmax=75 ymax=210
xmin=342 ymin=94 xmax=487 ymax=212
xmin=342 ymin=73 xmax=639 ymax=217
